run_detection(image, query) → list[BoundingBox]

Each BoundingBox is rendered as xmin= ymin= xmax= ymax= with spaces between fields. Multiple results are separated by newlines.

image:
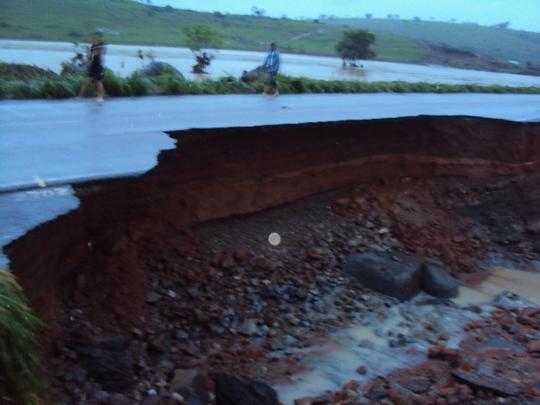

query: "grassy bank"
xmin=1 ymin=68 xmax=540 ymax=100
xmin=0 ymin=270 xmax=45 ymax=404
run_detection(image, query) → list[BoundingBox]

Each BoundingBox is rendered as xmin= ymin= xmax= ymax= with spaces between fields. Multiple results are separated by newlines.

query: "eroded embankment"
xmin=6 ymin=116 xmax=540 ymax=326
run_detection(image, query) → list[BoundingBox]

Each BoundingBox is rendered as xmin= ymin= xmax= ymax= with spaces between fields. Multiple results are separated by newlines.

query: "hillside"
xmin=326 ymin=18 xmax=540 ymax=66
xmin=0 ymin=0 xmax=426 ymax=63
xmin=1 ymin=0 xmax=539 ymax=74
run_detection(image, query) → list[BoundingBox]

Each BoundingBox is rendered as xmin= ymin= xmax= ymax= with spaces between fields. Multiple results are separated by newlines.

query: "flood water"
xmin=455 ymin=267 xmax=540 ymax=306
xmin=1 ymin=39 xmax=540 ymax=86
xmin=275 ymin=267 xmax=540 ymax=404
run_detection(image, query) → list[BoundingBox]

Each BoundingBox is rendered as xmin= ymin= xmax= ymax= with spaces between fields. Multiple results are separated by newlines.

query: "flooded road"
xmin=1 ymin=39 xmax=540 ymax=86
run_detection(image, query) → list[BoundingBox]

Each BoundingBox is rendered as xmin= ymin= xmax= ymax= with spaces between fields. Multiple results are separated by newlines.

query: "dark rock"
xmin=342 ymin=251 xmax=422 ymax=300
xmin=356 ymin=365 xmax=368 ymax=375
xmin=239 ymin=319 xmax=259 ymax=336
xmin=215 ymin=374 xmax=279 ymax=405
xmin=140 ymin=61 xmax=184 ymax=78
xmin=170 ymin=368 xmax=199 ymax=393
xmin=420 ymin=261 xmax=459 ymax=298
xmin=398 ymin=376 xmax=431 ymax=394
xmin=240 ymin=66 xmax=270 ymax=83
xmin=69 ymin=337 xmax=136 ymax=392
xmin=452 ymin=369 xmax=525 ymax=397
xmin=146 ymin=291 xmax=162 ymax=304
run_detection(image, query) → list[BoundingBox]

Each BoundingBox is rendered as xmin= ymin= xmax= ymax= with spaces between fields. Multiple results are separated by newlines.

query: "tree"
xmin=182 ymin=25 xmax=223 ymax=53
xmin=413 ymin=16 xmax=421 ymax=22
xmin=182 ymin=25 xmax=223 ymax=73
xmin=494 ymin=21 xmax=510 ymax=29
xmin=365 ymin=13 xmax=373 ymax=19
xmin=336 ymin=29 xmax=376 ymax=65
xmin=251 ymin=6 xmax=266 ymax=17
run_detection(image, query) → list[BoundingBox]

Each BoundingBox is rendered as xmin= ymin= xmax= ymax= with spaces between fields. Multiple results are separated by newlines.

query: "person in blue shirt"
xmin=263 ymin=42 xmax=280 ymax=95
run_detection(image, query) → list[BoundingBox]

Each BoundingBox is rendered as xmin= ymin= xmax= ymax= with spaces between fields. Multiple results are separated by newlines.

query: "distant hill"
xmin=325 ymin=18 xmax=540 ymax=66
xmin=0 ymin=0 xmax=426 ymax=63
xmin=1 ymin=0 xmax=539 ymax=75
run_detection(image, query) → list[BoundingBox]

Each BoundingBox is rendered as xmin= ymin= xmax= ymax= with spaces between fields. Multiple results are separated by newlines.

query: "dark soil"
xmin=5 ymin=116 xmax=540 ymax=404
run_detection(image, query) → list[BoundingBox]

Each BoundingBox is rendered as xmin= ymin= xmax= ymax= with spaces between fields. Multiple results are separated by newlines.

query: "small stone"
xmin=527 ymin=340 xmax=540 ymax=353
xmin=94 ymin=391 xmax=110 ymax=401
xmin=220 ymin=253 xmax=236 ymax=269
xmin=169 ymin=368 xmax=198 ymax=393
xmin=234 ymin=249 xmax=251 ymax=262
xmin=146 ymin=292 xmax=161 ymax=304
xmin=175 ymin=330 xmax=189 ymax=341
xmin=356 ymin=366 xmax=368 ymax=375
xmin=256 ymin=257 xmax=275 ymax=271
xmin=239 ymin=319 xmax=259 ymax=336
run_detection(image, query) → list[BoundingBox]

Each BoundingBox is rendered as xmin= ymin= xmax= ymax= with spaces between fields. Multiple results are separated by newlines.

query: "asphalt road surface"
xmin=2 ymin=93 xmax=540 ymax=192
xmin=1 ymin=93 xmax=540 ymax=265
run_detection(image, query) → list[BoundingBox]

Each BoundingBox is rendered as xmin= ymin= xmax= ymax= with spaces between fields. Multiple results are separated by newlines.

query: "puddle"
xmin=274 ymin=267 xmax=540 ymax=404
xmin=275 ymin=294 xmax=481 ymax=404
xmin=455 ymin=267 xmax=540 ymax=306
xmin=0 ymin=186 xmax=79 ymax=267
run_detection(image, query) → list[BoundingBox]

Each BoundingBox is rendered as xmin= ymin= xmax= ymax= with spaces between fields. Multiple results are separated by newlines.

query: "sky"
xmin=145 ymin=0 xmax=540 ymax=32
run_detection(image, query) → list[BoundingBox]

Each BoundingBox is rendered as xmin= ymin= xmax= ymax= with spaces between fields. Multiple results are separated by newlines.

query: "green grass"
xmin=0 ymin=0 xmax=429 ymax=64
xmin=2 ymin=66 xmax=539 ymax=100
xmin=3 ymin=0 xmax=538 ymax=72
xmin=0 ymin=270 xmax=46 ymax=404
xmin=326 ymin=18 xmax=540 ymax=65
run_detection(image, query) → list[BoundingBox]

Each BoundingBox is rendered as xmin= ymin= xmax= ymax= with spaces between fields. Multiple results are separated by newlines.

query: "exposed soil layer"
xmin=7 ymin=116 xmax=540 ymax=324
xmin=5 ymin=116 xmax=540 ymax=403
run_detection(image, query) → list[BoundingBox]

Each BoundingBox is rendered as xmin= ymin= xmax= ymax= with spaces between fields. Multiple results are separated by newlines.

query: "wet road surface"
xmin=1 ymin=93 xmax=540 ymax=265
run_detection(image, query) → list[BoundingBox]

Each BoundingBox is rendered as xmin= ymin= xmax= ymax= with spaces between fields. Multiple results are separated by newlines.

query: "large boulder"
xmin=69 ymin=337 xmax=136 ymax=392
xmin=139 ymin=61 xmax=183 ymax=78
xmin=343 ymin=251 xmax=422 ymax=300
xmin=215 ymin=374 xmax=279 ymax=405
xmin=420 ymin=261 xmax=459 ymax=298
xmin=241 ymin=65 xmax=270 ymax=83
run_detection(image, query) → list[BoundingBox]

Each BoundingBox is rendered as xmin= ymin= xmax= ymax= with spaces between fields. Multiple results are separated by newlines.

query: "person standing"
xmin=79 ymin=32 xmax=107 ymax=102
xmin=263 ymin=42 xmax=280 ymax=96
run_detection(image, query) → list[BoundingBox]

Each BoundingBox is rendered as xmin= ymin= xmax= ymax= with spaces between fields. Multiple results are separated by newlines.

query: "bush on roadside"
xmin=104 ymin=69 xmax=128 ymax=97
xmin=0 ymin=270 xmax=46 ymax=404
xmin=127 ymin=72 xmax=151 ymax=96
xmin=2 ymin=63 xmax=540 ymax=99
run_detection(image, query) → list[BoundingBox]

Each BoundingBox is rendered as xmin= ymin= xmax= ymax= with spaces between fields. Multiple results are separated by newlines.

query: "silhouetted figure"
xmin=79 ymin=32 xmax=106 ymax=102
xmin=263 ymin=42 xmax=280 ymax=95
xmin=192 ymin=52 xmax=212 ymax=74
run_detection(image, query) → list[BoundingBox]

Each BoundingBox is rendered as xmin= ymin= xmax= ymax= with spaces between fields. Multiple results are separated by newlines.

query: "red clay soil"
xmin=6 ymin=116 xmax=540 ymax=329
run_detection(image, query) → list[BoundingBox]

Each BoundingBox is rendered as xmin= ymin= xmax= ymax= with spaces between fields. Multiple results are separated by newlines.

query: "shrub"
xmin=127 ymin=72 xmax=150 ymax=96
xmin=0 ymin=78 xmax=6 ymax=99
xmin=0 ymin=271 xmax=46 ymax=404
xmin=104 ymin=69 xmax=128 ymax=97
xmin=41 ymin=80 xmax=75 ymax=99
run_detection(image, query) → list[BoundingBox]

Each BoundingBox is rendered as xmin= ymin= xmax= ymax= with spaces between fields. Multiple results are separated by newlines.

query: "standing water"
xmin=275 ymin=267 xmax=540 ymax=404
xmin=1 ymin=39 xmax=540 ymax=86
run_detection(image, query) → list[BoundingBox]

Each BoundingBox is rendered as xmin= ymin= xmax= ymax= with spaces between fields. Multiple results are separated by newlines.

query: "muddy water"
xmin=1 ymin=39 xmax=540 ymax=86
xmin=275 ymin=294 xmax=483 ymax=404
xmin=276 ymin=268 xmax=540 ymax=404
xmin=456 ymin=267 xmax=540 ymax=306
